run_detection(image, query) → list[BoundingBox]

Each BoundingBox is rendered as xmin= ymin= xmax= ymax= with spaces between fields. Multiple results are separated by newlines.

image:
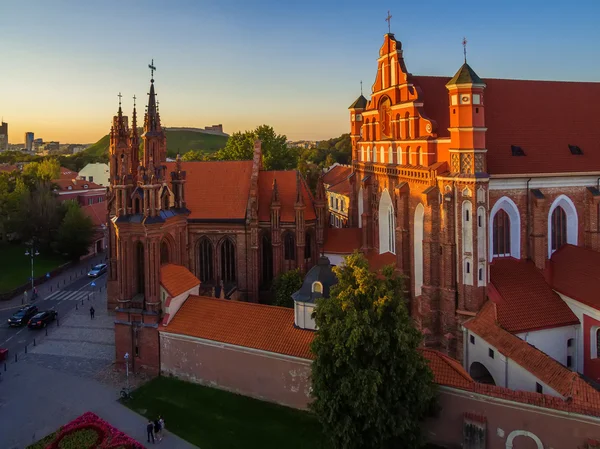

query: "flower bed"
xmin=26 ymin=412 xmax=144 ymax=449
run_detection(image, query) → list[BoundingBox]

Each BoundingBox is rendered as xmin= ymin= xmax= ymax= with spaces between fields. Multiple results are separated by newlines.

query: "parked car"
xmin=27 ymin=311 xmax=58 ymax=329
xmin=87 ymin=263 xmax=107 ymax=278
xmin=8 ymin=305 xmax=39 ymax=327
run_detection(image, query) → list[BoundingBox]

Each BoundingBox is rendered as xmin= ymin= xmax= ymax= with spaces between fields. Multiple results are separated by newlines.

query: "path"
xmin=0 ymin=277 xmax=197 ymax=449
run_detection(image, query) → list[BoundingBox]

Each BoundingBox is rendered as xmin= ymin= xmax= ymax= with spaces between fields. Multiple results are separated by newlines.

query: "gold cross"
xmin=385 ymin=11 xmax=392 ymax=34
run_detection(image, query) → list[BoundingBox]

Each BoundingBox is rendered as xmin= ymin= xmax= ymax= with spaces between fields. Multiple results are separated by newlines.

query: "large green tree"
xmin=270 ymin=268 xmax=303 ymax=308
xmin=22 ymin=158 xmax=60 ymax=183
xmin=310 ymin=252 xmax=437 ymax=449
xmin=214 ymin=125 xmax=298 ymax=170
xmin=17 ymin=182 xmax=64 ymax=248
xmin=56 ymin=201 xmax=95 ymax=260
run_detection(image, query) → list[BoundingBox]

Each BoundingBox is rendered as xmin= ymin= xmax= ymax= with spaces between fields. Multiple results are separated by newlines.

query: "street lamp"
xmin=24 ymin=244 xmax=40 ymax=292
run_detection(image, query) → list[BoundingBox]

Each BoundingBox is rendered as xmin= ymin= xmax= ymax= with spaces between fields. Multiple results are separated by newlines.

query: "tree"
xmin=270 ymin=268 xmax=303 ymax=308
xmin=17 ymin=182 xmax=64 ymax=248
xmin=310 ymin=252 xmax=437 ymax=449
xmin=23 ymin=158 xmax=60 ymax=183
xmin=56 ymin=201 xmax=95 ymax=260
xmin=181 ymin=150 xmax=210 ymax=162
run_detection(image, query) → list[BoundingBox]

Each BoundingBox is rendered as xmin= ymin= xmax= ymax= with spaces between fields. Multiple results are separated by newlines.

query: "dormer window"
xmin=511 ymin=145 xmax=526 ymax=156
xmin=67 ymin=186 xmax=73 ymax=190
xmin=83 ymin=184 xmax=88 ymax=189
xmin=312 ymin=281 xmax=323 ymax=294
xmin=568 ymin=144 xmax=583 ymax=155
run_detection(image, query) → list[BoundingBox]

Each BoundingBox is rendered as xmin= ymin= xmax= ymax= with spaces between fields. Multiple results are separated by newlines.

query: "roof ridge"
xmin=187 ymin=295 xmax=300 ymax=312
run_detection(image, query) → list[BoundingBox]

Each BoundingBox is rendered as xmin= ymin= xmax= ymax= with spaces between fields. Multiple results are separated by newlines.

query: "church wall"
xmin=424 ymin=387 xmax=600 ymax=449
xmin=160 ymin=332 xmax=312 ymax=410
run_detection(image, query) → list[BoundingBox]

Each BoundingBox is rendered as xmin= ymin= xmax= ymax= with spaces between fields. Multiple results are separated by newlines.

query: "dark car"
xmin=87 ymin=263 xmax=107 ymax=278
xmin=27 ymin=310 xmax=57 ymax=329
xmin=8 ymin=305 xmax=39 ymax=327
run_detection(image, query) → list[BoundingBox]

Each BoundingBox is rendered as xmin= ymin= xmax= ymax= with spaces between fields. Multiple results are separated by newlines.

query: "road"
xmin=0 ymin=268 xmax=107 ymax=361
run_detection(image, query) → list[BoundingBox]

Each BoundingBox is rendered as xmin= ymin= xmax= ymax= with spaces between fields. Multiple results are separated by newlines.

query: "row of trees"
xmin=0 ymin=159 xmax=95 ymax=260
xmin=0 ymin=149 xmax=107 ymax=173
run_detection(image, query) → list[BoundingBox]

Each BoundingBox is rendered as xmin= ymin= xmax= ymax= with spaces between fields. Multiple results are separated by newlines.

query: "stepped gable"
xmin=489 ymin=257 xmax=579 ymax=333
xmin=411 ymin=75 xmax=600 ymax=175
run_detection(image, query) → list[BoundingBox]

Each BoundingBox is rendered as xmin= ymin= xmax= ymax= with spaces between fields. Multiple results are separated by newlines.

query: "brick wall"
xmin=160 ymin=332 xmax=312 ymax=409
xmin=425 ymin=387 xmax=600 ymax=449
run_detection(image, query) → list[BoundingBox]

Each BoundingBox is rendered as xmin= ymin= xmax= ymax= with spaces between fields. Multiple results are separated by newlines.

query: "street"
xmin=0 ymin=257 xmax=107 ymax=361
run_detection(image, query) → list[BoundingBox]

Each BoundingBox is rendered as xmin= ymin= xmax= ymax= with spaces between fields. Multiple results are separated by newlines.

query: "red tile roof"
xmin=323 ymin=227 xmax=361 ymax=254
xmin=81 ymin=201 xmax=107 ymax=227
xmin=550 ymin=244 xmax=600 ymax=310
xmin=160 ymin=264 xmax=200 ymax=298
xmin=164 ymin=296 xmax=315 ymax=359
xmin=464 ymin=301 xmax=600 ymax=411
xmin=257 ymin=170 xmax=316 ymax=222
xmin=489 ymin=258 xmax=579 ymax=333
xmin=59 ymin=166 xmax=78 ymax=180
xmin=323 ymin=165 xmax=352 ymax=187
xmin=413 ymin=75 xmax=600 ymax=175
xmin=165 ymin=161 xmax=253 ymax=220
xmin=0 ymin=164 xmax=18 ymax=173
xmin=420 ymin=348 xmax=473 ymax=390
xmin=328 ymin=178 xmax=351 ymax=196
xmin=54 ymin=178 xmax=105 ymax=191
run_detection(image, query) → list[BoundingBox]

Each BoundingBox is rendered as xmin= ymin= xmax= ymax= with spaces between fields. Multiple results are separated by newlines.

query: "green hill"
xmin=83 ymin=129 xmax=228 ymax=158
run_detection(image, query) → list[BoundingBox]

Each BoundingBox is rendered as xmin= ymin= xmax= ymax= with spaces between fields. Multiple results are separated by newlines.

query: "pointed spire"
xmin=271 ymin=178 xmax=279 ymax=203
xmin=295 ymin=171 xmax=304 ymax=205
xmin=176 ymin=152 xmax=182 ymax=173
xmin=144 ymin=60 xmax=161 ymax=134
xmin=316 ymin=174 xmax=326 ymax=201
xmin=130 ymin=94 xmax=139 ymax=139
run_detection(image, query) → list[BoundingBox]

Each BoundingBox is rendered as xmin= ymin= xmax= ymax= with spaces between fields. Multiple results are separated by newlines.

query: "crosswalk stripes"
xmin=44 ymin=290 xmax=94 ymax=302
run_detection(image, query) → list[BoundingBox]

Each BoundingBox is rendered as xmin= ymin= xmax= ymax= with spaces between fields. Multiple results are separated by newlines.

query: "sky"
xmin=2 ymin=0 xmax=600 ymax=144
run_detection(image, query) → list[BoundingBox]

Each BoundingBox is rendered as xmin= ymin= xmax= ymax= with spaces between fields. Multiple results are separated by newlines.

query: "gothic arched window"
xmin=160 ymin=240 xmax=170 ymax=265
xmin=220 ymin=238 xmax=236 ymax=283
xmin=493 ymin=209 xmax=511 ymax=257
xmin=261 ymin=234 xmax=273 ymax=287
xmin=551 ymin=206 xmax=567 ymax=252
xmin=284 ymin=233 xmax=295 ymax=261
xmin=198 ymin=238 xmax=214 ymax=283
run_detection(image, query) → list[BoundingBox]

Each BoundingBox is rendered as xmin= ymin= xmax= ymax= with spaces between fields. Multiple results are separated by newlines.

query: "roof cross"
xmin=462 ymin=37 xmax=468 ymax=63
xmin=360 ymin=80 xmax=363 ymax=95
xmin=117 ymin=92 xmax=122 ymax=107
xmin=148 ymin=59 xmax=156 ymax=80
xmin=133 ymin=94 xmax=136 ymax=107
xmin=385 ymin=11 xmax=392 ymax=34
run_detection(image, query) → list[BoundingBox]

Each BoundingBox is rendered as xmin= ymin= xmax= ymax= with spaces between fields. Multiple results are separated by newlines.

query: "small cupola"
xmin=292 ymin=256 xmax=338 ymax=330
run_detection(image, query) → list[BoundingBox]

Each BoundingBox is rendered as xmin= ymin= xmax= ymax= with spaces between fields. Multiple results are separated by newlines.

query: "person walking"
xmin=158 ymin=415 xmax=165 ymax=440
xmin=90 ymin=306 xmax=95 ymax=319
xmin=23 ymin=290 xmax=28 ymax=303
xmin=146 ymin=419 xmax=155 ymax=444
xmin=153 ymin=418 xmax=161 ymax=442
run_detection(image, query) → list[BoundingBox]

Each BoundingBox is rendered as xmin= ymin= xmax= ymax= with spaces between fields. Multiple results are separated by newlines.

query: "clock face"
xmin=460 ymin=95 xmax=470 ymax=104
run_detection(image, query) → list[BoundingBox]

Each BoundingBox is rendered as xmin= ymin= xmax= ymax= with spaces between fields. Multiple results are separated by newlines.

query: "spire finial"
xmin=360 ymin=80 xmax=363 ymax=96
xmin=118 ymin=92 xmax=122 ymax=107
xmin=462 ymin=37 xmax=468 ymax=63
xmin=148 ymin=59 xmax=156 ymax=82
xmin=133 ymin=94 xmax=136 ymax=108
xmin=385 ymin=11 xmax=392 ymax=34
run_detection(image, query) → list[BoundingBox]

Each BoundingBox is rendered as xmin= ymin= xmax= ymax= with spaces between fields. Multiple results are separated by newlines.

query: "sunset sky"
xmin=2 ymin=0 xmax=600 ymax=144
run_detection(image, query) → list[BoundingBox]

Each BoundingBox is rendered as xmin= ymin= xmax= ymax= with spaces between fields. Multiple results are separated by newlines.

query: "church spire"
xmin=142 ymin=59 xmax=167 ymax=169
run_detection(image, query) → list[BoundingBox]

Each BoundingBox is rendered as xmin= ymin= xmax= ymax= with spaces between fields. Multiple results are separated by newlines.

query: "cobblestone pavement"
xmin=0 ymin=287 xmax=198 ymax=449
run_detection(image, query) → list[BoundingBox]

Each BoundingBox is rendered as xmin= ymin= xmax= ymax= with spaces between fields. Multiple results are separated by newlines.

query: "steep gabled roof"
xmin=322 ymin=165 xmax=352 ymax=187
xmin=550 ymin=244 xmax=600 ymax=310
xmin=446 ymin=63 xmax=484 ymax=86
xmin=257 ymin=170 xmax=316 ymax=222
xmin=490 ymin=258 xmax=579 ymax=333
xmin=348 ymin=94 xmax=368 ymax=109
xmin=81 ymin=201 xmax=107 ymax=227
xmin=160 ymin=264 xmax=200 ymax=298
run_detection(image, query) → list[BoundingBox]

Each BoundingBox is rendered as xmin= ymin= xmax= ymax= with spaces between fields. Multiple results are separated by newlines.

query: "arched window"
xmin=397 ymin=147 xmax=403 ymax=165
xmin=372 ymin=146 xmax=376 ymax=163
xmin=284 ymin=233 xmax=295 ymax=261
xmin=381 ymin=62 xmax=386 ymax=89
xmin=198 ymin=238 xmax=214 ymax=283
xmin=358 ymin=186 xmax=364 ymax=228
xmin=261 ymin=234 xmax=273 ymax=287
xmin=390 ymin=57 xmax=396 ymax=86
xmin=161 ymin=192 xmax=169 ymax=210
xmin=379 ymin=146 xmax=385 ymax=164
xmin=414 ymin=116 xmax=420 ymax=138
xmin=365 ymin=120 xmax=370 ymax=141
xmin=493 ymin=209 xmax=510 ymax=257
xmin=416 ymin=146 xmax=422 ymax=166
xmin=366 ymin=146 xmax=371 ymax=162
xmin=361 ymin=146 xmax=365 ymax=161
xmin=378 ymin=189 xmax=395 ymax=254
xmin=304 ymin=232 xmax=312 ymax=260
xmin=388 ymin=146 xmax=393 ymax=164
xmin=312 ymin=281 xmax=323 ymax=294
xmin=160 ymin=240 xmax=170 ymax=265
xmin=404 ymin=112 xmax=410 ymax=139
xmin=220 ymin=238 xmax=236 ymax=283
xmin=551 ymin=206 xmax=567 ymax=252
xmin=135 ymin=241 xmax=145 ymax=295
xmin=406 ymin=146 xmax=412 ymax=165
xmin=395 ymin=113 xmax=401 ymax=139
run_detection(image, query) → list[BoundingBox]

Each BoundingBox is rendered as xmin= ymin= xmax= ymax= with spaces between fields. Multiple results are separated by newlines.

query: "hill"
xmin=83 ymin=129 xmax=228 ymax=158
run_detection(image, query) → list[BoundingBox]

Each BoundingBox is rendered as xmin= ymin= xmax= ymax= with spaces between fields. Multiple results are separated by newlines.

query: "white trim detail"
xmin=489 ymin=175 xmax=600 ymax=190
xmin=489 ymin=196 xmax=521 ymax=262
xmin=414 ymin=203 xmax=424 ymax=296
xmin=547 ymin=194 xmax=578 ymax=258
xmin=591 ymin=326 xmax=600 ymax=360
xmin=505 ymin=430 xmax=543 ymax=449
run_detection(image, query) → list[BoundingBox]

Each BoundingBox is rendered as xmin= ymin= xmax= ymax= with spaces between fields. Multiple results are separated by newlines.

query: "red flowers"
xmin=44 ymin=412 xmax=145 ymax=449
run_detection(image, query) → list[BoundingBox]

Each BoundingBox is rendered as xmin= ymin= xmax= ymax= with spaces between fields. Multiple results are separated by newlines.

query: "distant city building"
xmin=165 ymin=125 xmax=229 ymax=137
xmin=79 ymin=162 xmax=109 ymax=186
xmin=32 ymin=138 xmax=43 ymax=152
xmin=71 ymin=145 xmax=86 ymax=154
xmin=40 ymin=141 xmax=60 ymax=154
xmin=0 ymin=121 xmax=8 ymax=151
xmin=24 ymin=132 xmax=34 ymax=152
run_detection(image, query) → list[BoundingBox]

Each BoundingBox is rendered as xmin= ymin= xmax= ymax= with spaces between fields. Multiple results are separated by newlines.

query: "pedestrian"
xmin=23 ymin=290 xmax=28 ymax=302
xmin=158 ymin=415 xmax=165 ymax=440
xmin=146 ymin=419 xmax=155 ymax=444
xmin=90 ymin=306 xmax=95 ymax=319
xmin=153 ymin=418 xmax=161 ymax=442
xmin=33 ymin=287 xmax=38 ymax=300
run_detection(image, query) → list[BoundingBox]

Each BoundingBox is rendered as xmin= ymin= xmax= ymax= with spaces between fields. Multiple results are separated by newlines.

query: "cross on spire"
xmin=148 ymin=59 xmax=156 ymax=81
xmin=133 ymin=94 xmax=136 ymax=107
xmin=360 ymin=80 xmax=363 ymax=95
xmin=118 ymin=92 xmax=122 ymax=107
xmin=462 ymin=37 xmax=468 ymax=63
xmin=385 ymin=11 xmax=392 ymax=34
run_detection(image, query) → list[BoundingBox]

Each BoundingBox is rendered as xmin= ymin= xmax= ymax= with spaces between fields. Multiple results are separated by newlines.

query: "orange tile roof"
xmin=59 ymin=166 xmax=78 ymax=179
xmin=160 ymin=264 xmax=201 ymax=298
xmin=413 ymin=75 xmax=600 ymax=175
xmin=328 ymin=177 xmax=351 ymax=196
xmin=420 ymin=349 xmax=473 ymax=390
xmin=550 ymin=244 xmax=600 ymax=310
xmin=464 ymin=301 xmax=600 ymax=412
xmin=257 ymin=170 xmax=316 ymax=222
xmin=82 ymin=201 xmax=107 ymax=227
xmin=54 ymin=178 xmax=104 ymax=191
xmin=165 ymin=161 xmax=253 ymax=220
xmin=323 ymin=227 xmax=361 ymax=254
xmin=163 ymin=296 xmax=315 ymax=359
xmin=322 ymin=165 xmax=352 ymax=187
xmin=489 ymin=258 xmax=579 ymax=333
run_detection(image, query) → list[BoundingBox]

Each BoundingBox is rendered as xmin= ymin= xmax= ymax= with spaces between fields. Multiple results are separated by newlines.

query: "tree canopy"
xmin=269 ymin=268 xmax=303 ymax=308
xmin=22 ymin=158 xmax=60 ymax=183
xmin=56 ymin=201 xmax=95 ymax=260
xmin=310 ymin=252 xmax=437 ymax=449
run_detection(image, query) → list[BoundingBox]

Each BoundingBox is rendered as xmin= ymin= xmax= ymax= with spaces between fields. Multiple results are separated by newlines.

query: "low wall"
xmin=160 ymin=332 xmax=312 ymax=410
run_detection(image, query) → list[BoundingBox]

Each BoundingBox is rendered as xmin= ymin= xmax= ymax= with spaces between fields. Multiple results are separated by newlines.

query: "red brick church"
xmin=106 ymin=71 xmax=326 ymax=372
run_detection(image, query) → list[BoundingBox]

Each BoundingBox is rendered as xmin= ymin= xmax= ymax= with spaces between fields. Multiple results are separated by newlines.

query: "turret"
xmin=349 ymin=92 xmax=367 ymax=162
xmin=109 ymin=93 xmax=131 ymax=185
xmin=142 ymin=64 xmax=167 ymax=174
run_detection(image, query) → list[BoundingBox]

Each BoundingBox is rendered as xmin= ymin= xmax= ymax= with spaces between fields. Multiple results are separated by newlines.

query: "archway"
xmin=469 ymin=362 xmax=496 ymax=385
xmin=160 ymin=240 xmax=170 ymax=265
xmin=414 ymin=203 xmax=424 ymax=296
xmin=547 ymin=194 xmax=578 ymax=257
xmin=505 ymin=430 xmax=543 ymax=449
xmin=198 ymin=237 xmax=214 ymax=283
xmin=378 ymin=189 xmax=395 ymax=254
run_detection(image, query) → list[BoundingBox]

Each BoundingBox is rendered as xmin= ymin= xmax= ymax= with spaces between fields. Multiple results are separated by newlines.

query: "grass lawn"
xmin=125 ymin=376 xmax=330 ymax=449
xmin=0 ymin=244 xmax=68 ymax=293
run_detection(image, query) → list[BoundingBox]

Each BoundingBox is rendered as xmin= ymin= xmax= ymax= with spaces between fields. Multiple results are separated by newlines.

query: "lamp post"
xmin=124 ymin=352 xmax=130 ymax=393
xmin=24 ymin=244 xmax=39 ymax=292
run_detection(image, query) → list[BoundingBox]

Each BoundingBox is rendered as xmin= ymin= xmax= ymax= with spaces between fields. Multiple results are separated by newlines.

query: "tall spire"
xmin=114 ymin=92 xmax=127 ymax=138
xmin=463 ymin=37 xmax=468 ymax=63
xmin=144 ymin=59 xmax=161 ymax=133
